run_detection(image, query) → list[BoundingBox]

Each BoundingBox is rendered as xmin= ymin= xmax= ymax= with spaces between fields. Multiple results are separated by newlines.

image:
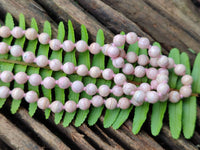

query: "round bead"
xmin=15 ymin=72 xmax=28 ymax=84
xmin=0 ymin=42 xmax=9 ymax=54
xmin=123 ymin=83 xmax=137 ymax=95
xmin=107 ymin=46 xmax=120 ymax=58
xmin=126 ymin=32 xmax=138 ymax=44
xmin=71 ymin=81 xmax=84 ymax=93
xmin=150 ymin=58 xmax=158 ymax=67
xmin=167 ymin=57 xmax=175 ymax=69
xmin=49 ymin=39 xmax=61 ymax=51
xmin=0 ymin=86 xmax=10 ymax=98
xmin=25 ymin=91 xmax=38 ymax=103
xmin=159 ymin=94 xmax=169 ymax=102
xmin=43 ymin=77 xmax=56 ymax=89
xmin=148 ymin=46 xmax=161 ymax=58
xmin=169 ymin=91 xmax=180 ymax=103
xmin=138 ymin=37 xmax=150 ymax=49
xmin=150 ymin=80 xmax=158 ymax=89
xmin=174 ymin=64 xmax=186 ymax=76
xmin=57 ymin=77 xmax=71 ymax=89
xmin=85 ymin=83 xmax=97 ymax=96
xmin=134 ymin=66 xmax=146 ymax=78
xmin=157 ymin=55 xmax=169 ymax=68
xmin=105 ymin=97 xmax=117 ymax=110
xmin=102 ymin=68 xmax=114 ymax=80
xmin=64 ymin=100 xmax=77 ymax=113
xmin=157 ymin=83 xmax=170 ymax=95
xmin=36 ymin=55 xmax=49 ymax=67
xmin=98 ymin=85 xmax=110 ymax=97
xmin=1 ymin=71 xmax=13 ymax=83
xmin=146 ymin=91 xmax=159 ymax=103
xmin=11 ymin=27 xmax=24 ymax=38
xmin=10 ymin=45 xmax=23 ymax=57
xmin=101 ymin=44 xmax=111 ymax=56
xmin=77 ymin=64 xmax=88 ymax=76
xmin=113 ymin=34 xmax=125 ymax=47
xmin=112 ymin=85 xmax=123 ymax=97
xmin=0 ymin=26 xmax=11 ymax=38
xmin=89 ymin=42 xmax=101 ymax=54
xmin=126 ymin=52 xmax=137 ymax=63
xmin=122 ymin=63 xmax=134 ymax=75
xmin=78 ymin=98 xmax=91 ymax=110
xmin=76 ymin=40 xmax=88 ymax=52
xmin=91 ymin=95 xmax=104 ymax=107
xmin=63 ymin=62 xmax=75 ymax=74
xmin=114 ymin=73 xmax=126 ymax=86
xmin=181 ymin=75 xmax=193 ymax=86
xmin=146 ymin=68 xmax=158 ymax=80
xmin=38 ymin=33 xmax=50 ymax=44
xmin=37 ymin=97 xmax=50 ymax=110
xmin=158 ymin=68 xmax=169 ymax=76
xmin=49 ymin=59 xmax=62 ymax=71
xmin=50 ymin=101 xmax=63 ymax=113
xmin=25 ymin=28 xmax=38 ymax=40
xmin=139 ymin=83 xmax=151 ymax=92
xmin=89 ymin=66 xmax=101 ymax=78
xmin=23 ymin=51 xmax=35 ymax=63
xmin=119 ymin=48 xmax=126 ymax=58
xmin=112 ymin=57 xmax=124 ymax=68
xmin=180 ymin=86 xmax=192 ymax=98
xmin=156 ymin=74 xmax=168 ymax=83
xmin=29 ymin=74 xmax=42 ymax=86
xmin=11 ymin=88 xmax=24 ymax=100
xmin=62 ymin=40 xmax=75 ymax=52
xmin=138 ymin=55 xmax=149 ymax=66
xmin=131 ymin=90 xmax=145 ymax=106
xmin=118 ymin=97 xmax=130 ymax=109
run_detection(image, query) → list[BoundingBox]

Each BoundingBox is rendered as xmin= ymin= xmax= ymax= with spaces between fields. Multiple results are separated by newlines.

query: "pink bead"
xmin=157 ymin=83 xmax=170 ymax=95
xmin=29 ymin=74 xmax=42 ymax=86
xmin=131 ymin=90 xmax=145 ymax=106
xmin=25 ymin=91 xmax=38 ymax=103
xmin=85 ymin=83 xmax=97 ymax=96
xmin=76 ymin=40 xmax=88 ymax=52
xmin=181 ymin=75 xmax=193 ymax=86
xmin=101 ymin=44 xmax=111 ymax=56
xmin=37 ymin=97 xmax=50 ymax=110
xmin=57 ymin=77 xmax=71 ymax=89
xmin=180 ymin=86 xmax=192 ymax=98
xmin=0 ymin=42 xmax=9 ymax=54
xmin=49 ymin=59 xmax=62 ymax=71
xmin=169 ymin=91 xmax=180 ymax=103
xmin=148 ymin=46 xmax=161 ymax=58
xmin=159 ymin=94 xmax=169 ymax=102
xmin=122 ymin=63 xmax=134 ymax=75
xmin=64 ymin=100 xmax=77 ymax=113
xmin=43 ymin=77 xmax=56 ymax=89
xmin=23 ymin=51 xmax=35 ymax=63
xmin=0 ymin=26 xmax=11 ymax=38
xmin=49 ymin=39 xmax=61 ymax=51
xmin=126 ymin=52 xmax=137 ymax=63
xmin=91 ymin=95 xmax=104 ymax=107
xmin=36 ymin=55 xmax=49 ymax=67
xmin=146 ymin=91 xmax=159 ymax=103
xmin=50 ymin=101 xmax=63 ymax=113
xmin=118 ymin=97 xmax=130 ymax=109
xmin=1 ymin=71 xmax=13 ymax=83
xmin=150 ymin=80 xmax=158 ymax=89
xmin=15 ymin=72 xmax=28 ymax=84
xmin=113 ymin=34 xmax=125 ymax=47
xmin=138 ymin=55 xmax=149 ymax=66
xmin=167 ymin=58 xmax=175 ymax=69
xmin=156 ymin=74 xmax=168 ymax=83
xmin=123 ymin=83 xmax=137 ymax=95
xmin=0 ymin=86 xmax=10 ymax=98
xmin=158 ymin=68 xmax=169 ymax=76
xmin=112 ymin=85 xmax=123 ymax=97
xmin=119 ymin=48 xmax=126 ymax=58
xmin=25 ymin=28 xmax=38 ymax=40
xmin=112 ymin=57 xmax=124 ymax=68
xmin=76 ymin=64 xmax=88 ymax=76
xmin=134 ymin=66 xmax=146 ymax=78
xmin=114 ymin=73 xmax=126 ymax=86
xmin=38 ymin=33 xmax=50 ymax=44
xmin=98 ymin=85 xmax=110 ymax=97
xmin=10 ymin=45 xmax=23 ymax=57
xmin=102 ymin=68 xmax=114 ymax=80
xmin=107 ymin=46 xmax=120 ymax=58
xmin=146 ymin=68 xmax=158 ymax=80
xmin=150 ymin=58 xmax=158 ymax=67
xmin=126 ymin=32 xmax=138 ymax=44
xmin=139 ymin=83 xmax=151 ymax=92
xmin=63 ymin=62 xmax=75 ymax=74
xmin=11 ymin=27 xmax=24 ymax=38
xmin=138 ymin=37 xmax=150 ymax=49
xmin=89 ymin=42 xmax=101 ymax=54
xmin=105 ymin=97 xmax=117 ymax=110
xmin=174 ymin=64 xmax=186 ymax=76
xmin=11 ymin=88 xmax=24 ymax=100
xmin=62 ymin=40 xmax=75 ymax=52
xmin=78 ymin=98 xmax=91 ymax=110
xmin=157 ymin=55 xmax=169 ymax=68
xmin=71 ymin=81 xmax=84 ymax=93
xmin=89 ymin=66 xmax=101 ymax=78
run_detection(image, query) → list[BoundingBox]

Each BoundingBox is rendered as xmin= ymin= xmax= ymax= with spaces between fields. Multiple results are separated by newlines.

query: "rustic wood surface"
xmin=0 ymin=0 xmax=200 ymax=149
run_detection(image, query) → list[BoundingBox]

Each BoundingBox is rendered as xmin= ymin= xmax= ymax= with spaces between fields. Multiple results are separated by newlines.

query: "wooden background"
xmin=0 ymin=0 xmax=200 ymax=149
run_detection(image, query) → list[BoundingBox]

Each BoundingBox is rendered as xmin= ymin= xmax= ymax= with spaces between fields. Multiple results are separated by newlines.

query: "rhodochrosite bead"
xmin=169 ymin=91 xmax=180 ymax=103
xmin=49 ymin=39 xmax=61 ymax=51
xmin=112 ymin=85 xmax=123 ymax=97
xmin=122 ymin=63 xmax=134 ymax=75
xmin=174 ymin=64 xmax=186 ymax=76
xmin=102 ymin=68 xmax=114 ymax=80
xmin=146 ymin=91 xmax=159 ymax=103
xmin=42 ymin=77 xmax=56 ymax=89
xmin=158 ymin=68 xmax=169 ymax=76
xmin=62 ymin=40 xmax=74 ymax=52
xmin=76 ymin=64 xmax=88 ymax=76
xmin=157 ymin=55 xmax=169 ymax=68
xmin=76 ymin=40 xmax=88 ymax=52
xmin=0 ymin=42 xmax=9 ymax=54
xmin=38 ymin=33 xmax=50 ymax=44
xmin=138 ymin=37 xmax=150 ymax=49
xmin=181 ymin=75 xmax=193 ymax=85
xmin=71 ymin=81 xmax=84 ymax=93
xmin=180 ymin=86 xmax=192 ymax=97
xmin=134 ymin=66 xmax=146 ymax=78
xmin=167 ymin=57 xmax=175 ymax=69
xmin=146 ymin=68 xmax=158 ymax=80
xmin=23 ymin=51 xmax=35 ymax=63
xmin=57 ymin=77 xmax=71 ymax=89
xmin=0 ymin=26 xmax=11 ymax=38
xmin=112 ymin=57 xmax=124 ymax=68
xmin=107 ymin=46 xmax=120 ymax=58
xmin=118 ymin=97 xmax=130 ymax=109
xmin=91 ymin=95 xmax=104 ymax=107
xmin=10 ymin=45 xmax=23 ymax=57
xmin=131 ymin=90 xmax=145 ymax=106
xmin=50 ymin=101 xmax=63 ymax=113
xmin=25 ymin=28 xmax=38 ymax=40
xmin=126 ymin=52 xmax=137 ymax=63
xmin=25 ymin=91 xmax=38 ymax=103
xmin=15 ymin=72 xmax=28 ymax=84
xmin=29 ymin=74 xmax=42 ymax=86
xmin=114 ymin=73 xmax=126 ymax=86
xmin=123 ymin=83 xmax=137 ymax=95
xmin=139 ymin=83 xmax=151 ymax=92
xmin=101 ymin=44 xmax=110 ymax=56
xmin=126 ymin=32 xmax=138 ymax=44
xmin=89 ymin=42 xmax=101 ymax=54
xmin=89 ymin=66 xmax=101 ymax=78
xmin=64 ymin=100 xmax=77 ymax=113
xmin=78 ymin=98 xmax=90 ymax=110
xmin=11 ymin=27 xmax=24 ymax=38
xmin=157 ymin=83 xmax=170 ymax=95
xmin=98 ymin=85 xmax=110 ymax=97
xmin=37 ymin=97 xmax=50 ymax=110
xmin=150 ymin=58 xmax=158 ymax=67
xmin=36 ymin=55 xmax=49 ymax=67
xmin=148 ymin=46 xmax=160 ymax=58
xmin=138 ymin=55 xmax=149 ymax=66
xmin=105 ymin=97 xmax=117 ymax=109
xmin=11 ymin=88 xmax=24 ymax=100
xmin=113 ymin=34 xmax=125 ymax=47
xmin=63 ymin=62 xmax=75 ymax=74
xmin=85 ymin=83 xmax=97 ymax=96
xmin=49 ymin=59 xmax=62 ymax=71
xmin=1 ymin=71 xmax=13 ymax=83
xmin=0 ymin=86 xmax=10 ymax=98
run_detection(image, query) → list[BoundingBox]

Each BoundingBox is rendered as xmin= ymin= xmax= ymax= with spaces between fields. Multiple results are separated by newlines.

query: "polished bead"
xmin=11 ymin=27 xmax=24 ymax=38
xmin=50 ymin=101 xmax=63 ymax=113
xmin=78 ymin=98 xmax=90 ymax=110
xmin=77 ymin=64 xmax=88 ymax=76
xmin=89 ymin=66 xmax=101 ymax=78
xmin=1 ymin=71 xmax=13 ymax=83
xmin=62 ymin=40 xmax=75 ymax=52
xmin=158 ymin=68 xmax=169 ymax=76
xmin=25 ymin=91 xmax=38 ymax=103
xmin=38 ymin=33 xmax=50 ymax=44
xmin=71 ymin=81 xmax=84 ymax=93
xmin=25 ymin=28 xmax=38 ymax=40
xmin=148 ymin=46 xmax=161 ymax=58
xmin=149 ymin=58 xmax=158 ymax=67
xmin=131 ymin=90 xmax=145 ymax=106
xmin=105 ymin=97 xmax=117 ymax=110
xmin=91 ymin=95 xmax=104 ymax=107
xmin=89 ymin=42 xmax=101 ymax=54
xmin=102 ymin=68 xmax=114 ymax=80
xmin=63 ymin=62 xmax=75 ymax=74
xmin=126 ymin=32 xmax=138 ymax=44
xmin=156 ymin=74 xmax=168 ymax=83
xmin=157 ymin=83 xmax=170 ymax=95
xmin=138 ymin=37 xmax=150 ymax=49
xmin=146 ymin=91 xmax=159 ymax=103
xmin=98 ymin=85 xmax=110 ymax=97
xmin=85 ymin=83 xmax=97 ymax=96
xmin=146 ymin=68 xmax=158 ymax=80
xmin=157 ymin=55 xmax=169 ymax=68
xmin=112 ymin=85 xmax=123 ymax=97
xmin=174 ymin=64 xmax=186 ymax=76
xmin=36 ymin=55 xmax=49 ymax=67
xmin=138 ymin=54 xmax=149 ymax=66
xmin=114 ymin=73 xmax=126 ymax=86
xmin=49 ymin=39 xmax=61 ymax=51
xmin=10 ymin=45 xmax=23 ymax=57
xmin=167 ymin=57 xmax=175 ymax=69
xmin=11 ymin=88 xmax=24 ymax=100
xmin=118 ymin=97 xmax=130 ymax=109
xmin=101 ymin=44 xmax=111 ymax=56
xmin=122 ymin=63 xmax=134 ymax=75
xmin=134 ymin=66 xmax=146 ymax=77
xmin=0 ymin=86 xmax=10 ymax=98
xmin=23 ymin=51 xmax=35 ymax=63
xmin=0 ymin=42 xmax=9 ymax=54
xmin=123 ymin=83 xmax=137 ymax=95
xmin=119 ymin=48 xmax=126 ymax=58
xmin=180 ymin=86 xmax=192 ymax=97
xmin=57 ymin=77 xmax=71 ymax=89
xmin=64 ymin=100 xmax=77 ymax=113
xmin=126 ymin=52 xmax=137 ymax=63
xmin=49 ymin=59 xmax=62 ymax=71
xmin=29 ymin=74 xmax=42 ymax=86
xmin=76 ymin=40 xmax=88 ymax=52
xmin=0 ymin=26 xmax=11 ymax=38
xmin=159 ymin=94 xmax=169 ymax=102
xmin=37 ymin=97 xmax=50 ymax=110
xmin=107 ymin=46 xmax=120 ymax=58
xmin=181 ymin=75 xmax=193 ymax=86
xmin=150 ymin=80 xmax=158 ymax=89
xmin=113 ymin=34 xmax=125 ymax=47
xmin=15 ymin=72 xmax=28 ymax=84
xmin=112 ymin=57 xmax=124 ymax=68
xmin=43 ymin=77 xmax=56 ymax=89
xmin=139 ymin=83 xmax=151 ymax=92
xmin=169 ymin=91 xmax=180 ymax=103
